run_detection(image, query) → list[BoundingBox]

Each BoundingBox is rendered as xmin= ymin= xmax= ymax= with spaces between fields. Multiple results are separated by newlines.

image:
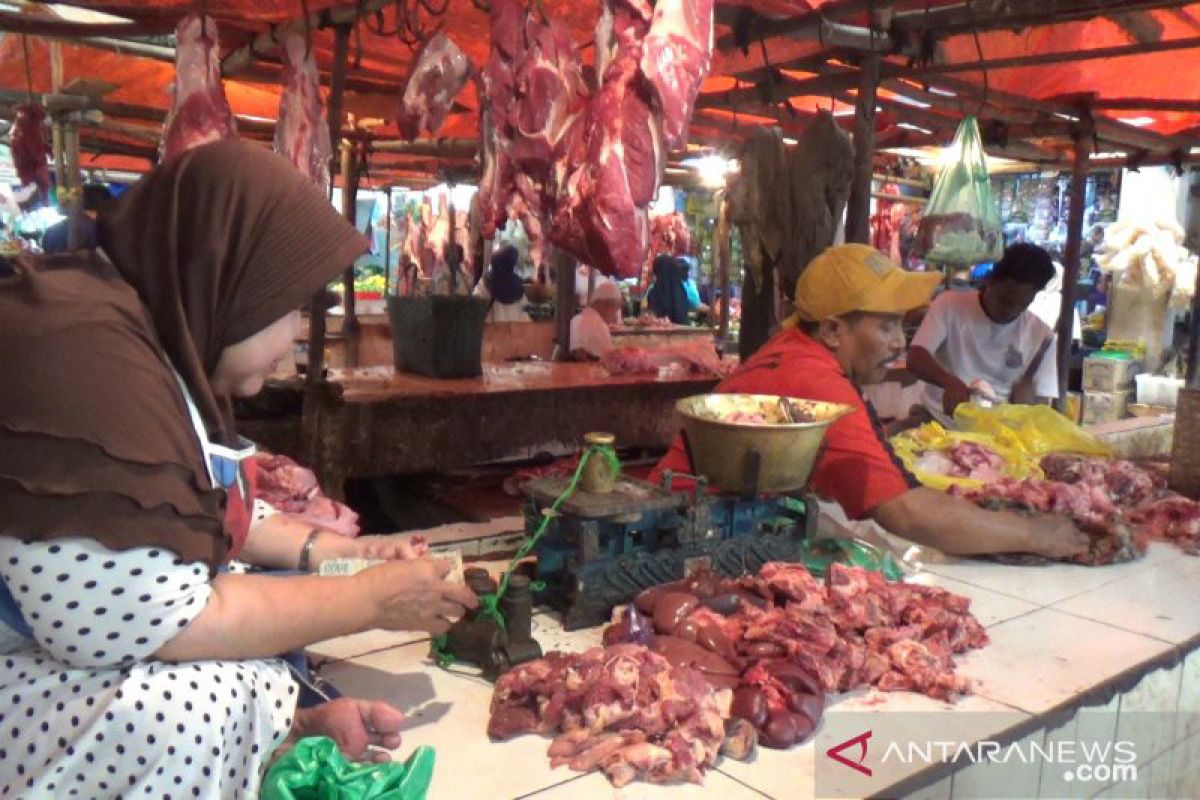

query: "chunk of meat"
xmin=274 ymin=32 xmax=332 ymax=194
xmin=11 ymin=104 xmax=50 ymax=201
xmin=487 ymin=645 xmax=724 ymax=786
xmin=914 ymin=441 xmax=1006 ymax=481
xmin=253 ymin=452 xmax=359 ymax=537
xmin=161 ymin=14 xmax=237 ymax=162
xmin=639 ymin=0 xmax=714 ymax=150
xmin=397 ymin=32 xmax=472 ymax=141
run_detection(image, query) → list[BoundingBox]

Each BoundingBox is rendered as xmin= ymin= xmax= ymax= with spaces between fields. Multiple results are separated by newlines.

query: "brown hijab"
xmin=0 ymin=140 xmax=367 ymax=566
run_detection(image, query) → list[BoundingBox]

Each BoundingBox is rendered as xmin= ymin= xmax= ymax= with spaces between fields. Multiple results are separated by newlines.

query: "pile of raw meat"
xmin=254 ymin=452 xmax=360 ymax=537
xmin=488 ymin=562 xmax=986 ymax=786
xmin=488 ymin=645 xmax=729 ymax=786
xmin=631 ymin=563 xmax=986 ymax=703
xmin=601 ymin=341 xmax=730 ymax=378
xmin=160 ymin=14 xmax=238 ymax=162
xmin=951 ymin=453 xmax=1200 ymax=564
xmin=914 ymin=441 xmax=1006 ymax=482
xmin=476 ymin=0 xmax=713 ymax=276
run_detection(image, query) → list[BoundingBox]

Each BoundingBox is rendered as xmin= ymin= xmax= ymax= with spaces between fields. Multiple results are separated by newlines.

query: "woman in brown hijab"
xmin=0 ymin=141 xmax=476 ymax=798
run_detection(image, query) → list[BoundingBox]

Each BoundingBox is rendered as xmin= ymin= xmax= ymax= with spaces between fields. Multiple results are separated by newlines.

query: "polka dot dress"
xmin=0 ymin=537 xmax=296 ymax=799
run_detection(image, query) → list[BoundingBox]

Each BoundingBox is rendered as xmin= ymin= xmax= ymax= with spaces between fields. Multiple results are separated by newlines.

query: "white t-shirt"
xmin=912 ymin=289 xmax=1058 ymax=424
xmin=474 ymin=279 xmax=531 ymax=323
xmin=569 ymin=307 xmax=614 ymax=358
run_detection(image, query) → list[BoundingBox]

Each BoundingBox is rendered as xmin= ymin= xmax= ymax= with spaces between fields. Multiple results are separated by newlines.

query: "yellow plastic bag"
xmin=890 ymin=421 xmax=1041 ymax=492
xmin=954 ymin=403 xmax=1112 ymax=458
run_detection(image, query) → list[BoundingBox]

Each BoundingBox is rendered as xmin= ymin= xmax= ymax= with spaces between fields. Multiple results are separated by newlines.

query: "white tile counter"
xmin=305 ymin=542 xmax=1200 ymax=799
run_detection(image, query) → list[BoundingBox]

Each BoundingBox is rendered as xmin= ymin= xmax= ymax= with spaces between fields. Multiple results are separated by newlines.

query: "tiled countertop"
xmin=306 ymin=543 xmax=1200 ymax=799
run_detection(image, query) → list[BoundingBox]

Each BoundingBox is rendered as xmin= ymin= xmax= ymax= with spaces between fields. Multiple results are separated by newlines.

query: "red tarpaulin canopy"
xmin=1 ymin=0 xmax=1197 ymax=178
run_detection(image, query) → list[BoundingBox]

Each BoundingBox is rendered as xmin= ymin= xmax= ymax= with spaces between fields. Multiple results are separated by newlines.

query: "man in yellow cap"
xmin=652 ymin=244 xmax=1087 ymax=559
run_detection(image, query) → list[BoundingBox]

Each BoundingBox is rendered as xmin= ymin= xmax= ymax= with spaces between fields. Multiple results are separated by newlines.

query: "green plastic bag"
xmin=914 ymin=117 xmax=1003 ymax=267
xmin=801 ymin=537 xmax=905 ymax=581
xmin=262 ymin=737 xmax=436 ymax=800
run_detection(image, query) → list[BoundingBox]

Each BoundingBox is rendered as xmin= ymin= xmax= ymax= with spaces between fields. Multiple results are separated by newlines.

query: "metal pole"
xmin=716 ymin=194 xmax=732 ymax=343
xmin=1057 ymin=126 xmax=1092 ymax=405
xmin=307 ymin=23 xmax=352 ymax=386
xmin=845 ymin=52 xmax=880 ymax=244
xmin=383 ymin=186 xmax=394 ymax=296
xmin=341 ymin=140 xmax=360 ymax=364
xmin=554 ymin=248 xmax=576 ymax=360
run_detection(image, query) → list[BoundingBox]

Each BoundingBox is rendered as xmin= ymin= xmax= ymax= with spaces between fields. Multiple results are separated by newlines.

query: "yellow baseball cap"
xmin=789 ymin=244 xmax=941 ymax=324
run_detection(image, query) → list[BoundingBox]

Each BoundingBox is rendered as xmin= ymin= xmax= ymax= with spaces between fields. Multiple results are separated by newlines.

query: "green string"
xmin=431 ymin=444 xmax=619 ymax=667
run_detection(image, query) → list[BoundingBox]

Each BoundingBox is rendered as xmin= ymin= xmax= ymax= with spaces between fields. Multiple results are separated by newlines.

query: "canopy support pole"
xmin=1056 ymin=120 xmax=1093 ymax=406
xmin=306 ymin=23 xmax=353 ymax=386
xmin=716 ymin=194 xmax=732 ymax=344
xmin=554 ymin=249 xmax=576 ymax=361
xmin=845 ymin=52 xmax=880 ymax=245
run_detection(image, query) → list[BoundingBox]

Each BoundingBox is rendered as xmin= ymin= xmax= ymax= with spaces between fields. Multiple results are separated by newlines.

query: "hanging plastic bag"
xmin=913 ymin=117 xmax=1003 ymax=267
xmin=890 ymin=421 xmax=1040 ymax=492
xmin=261 ymin=737 xmax=436 ymax=800
xmin=954 ymin=403 xmax=1112 ymax=458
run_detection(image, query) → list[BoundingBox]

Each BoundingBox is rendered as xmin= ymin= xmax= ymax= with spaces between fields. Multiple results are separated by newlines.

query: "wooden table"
xmin=286 ymin=362 xmax=718 ymax=499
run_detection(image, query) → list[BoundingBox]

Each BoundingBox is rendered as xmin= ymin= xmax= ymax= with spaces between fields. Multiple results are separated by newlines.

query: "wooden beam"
xmin=370 ymin=139 xmax=479 ymax=158
xmin=845 ymin=53 xmax=880 ymax=244
xmin=1057 ymin=124 xmax=1092 ymax=405
xmin=554 ymin=248 xmax=575 ymax=360
xmin=894 ymin=0 xmax=1195 ymax=40
xmin=221 ymin=0 xmax=394 ymax=77
xmin=715 ymin=0 xmax=891 ymax=52
xmin=1089 ymin=98 xmax=1200 ymax=113
xmin=695 ymin=69 xmax=861 ymax=111
xmin=0 ymin=10 xmax=175 ymax=37
xmin=905 ymin=37 xmax=1200 ymax=81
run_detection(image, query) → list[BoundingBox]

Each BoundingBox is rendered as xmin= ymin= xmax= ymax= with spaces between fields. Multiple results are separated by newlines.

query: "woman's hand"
xmin=290 ymin=699 xmax=405 ymax=763
xmin=357 ymin=557 xmax=478 ymax=635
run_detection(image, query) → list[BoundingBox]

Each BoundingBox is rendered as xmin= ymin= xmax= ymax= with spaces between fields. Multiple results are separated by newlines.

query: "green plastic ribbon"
xmin=431 ymin=445 xmax=619 ymax=667
xmin=261 ymin=737 xmax=436 ymax=800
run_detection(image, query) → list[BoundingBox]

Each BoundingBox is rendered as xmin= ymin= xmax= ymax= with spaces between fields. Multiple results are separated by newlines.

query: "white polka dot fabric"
xmin=0 ymin=537 xmax=296 ymax=798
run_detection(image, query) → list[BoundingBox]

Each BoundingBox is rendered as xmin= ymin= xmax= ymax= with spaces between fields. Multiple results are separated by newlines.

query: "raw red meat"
xmin=397 ymin=32 xmax=472 ymax=141
xmin=640 ymin=0 xmax=714 ymax=150
xmin=161 ymin=14 xmax=237 ymax=162
xmin=631 ymin=563 xmax=986 ymax=706
xmin=955 ymin=454 xmax=1200 ymax=561
xmin=11 ymin=104 xmax=50 ymax=201
xmin=476 ymin=0 xmax=710 ymax=279
xmin=274 ymin=32 xmax=332 ymax=195
xmin=915 ymin=441 xmax=1006 ymax=482
xmin=254 ymin=452 xmax=359 ymax=537
xmin=487 ymin=644 xmax=725 ymax=786
xmin=601 ymin=342 xmax=729 ymax=377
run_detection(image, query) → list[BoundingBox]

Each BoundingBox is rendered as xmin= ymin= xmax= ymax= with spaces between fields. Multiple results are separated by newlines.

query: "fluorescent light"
xmin=898 ymin=122 xmax=933 ymax=135
xmin=833 ymin=108 xmax=856 ymax=117
xmin=1118 ymin=117 xmax=1154 ymax=127
xmin=891 ymin=95 xmax=931 ymax=109
xmin=928 ymin=87 xmax=957 ymax=97
xmin=684 ymin=155 xmax=739 ymax=188
xmin=1054 ymin=112 xmax=1080 ymax=122
xmin=1090 ymin=151 xmax=1127 ymax=160
xmin=783 ymin=137 xmax=798 ymax=145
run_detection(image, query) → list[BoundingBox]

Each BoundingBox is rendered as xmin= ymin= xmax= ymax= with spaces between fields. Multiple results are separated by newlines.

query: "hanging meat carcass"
xmin=398 ymin=32 xmax=473 ymax=141
xmin=476 ymin=0 xmax=711 ymax=279
xmin=548 ymin=0 xmax=663 ymax=279
xmin=11 ymin=104 xmax=51 ymax=204
xmin=639 ymin=0 xmax=715 ymax=150
xmin=161 ymin=14 xmax=237 ymax=162
xmin=274 ymin=32 xmax=332 ymax=194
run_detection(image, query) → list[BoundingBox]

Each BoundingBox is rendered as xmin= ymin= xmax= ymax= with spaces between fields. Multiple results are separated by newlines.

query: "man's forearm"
xmin=906 ymin=346 xmax=962 ymax=391
xmin=873 ymin=487 xmax=1037 ymax=555
xmin=156 ymin=572 xmax=376 ymax=662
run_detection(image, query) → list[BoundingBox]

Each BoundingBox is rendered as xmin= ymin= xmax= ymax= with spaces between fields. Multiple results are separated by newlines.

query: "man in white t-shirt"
xmin=908 ymin=243 xmax=1059 ymax=424
xmin=568 ymin=280 xmax=623 ymax=360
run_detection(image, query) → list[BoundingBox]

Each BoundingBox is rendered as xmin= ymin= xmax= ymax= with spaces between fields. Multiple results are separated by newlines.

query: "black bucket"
xmin=387 ymin=295 xmax=489 ymax=378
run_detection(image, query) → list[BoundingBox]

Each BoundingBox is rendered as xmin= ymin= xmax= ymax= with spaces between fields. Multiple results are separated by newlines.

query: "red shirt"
xmin=651 ymin=329 xmax=917 ymax=519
